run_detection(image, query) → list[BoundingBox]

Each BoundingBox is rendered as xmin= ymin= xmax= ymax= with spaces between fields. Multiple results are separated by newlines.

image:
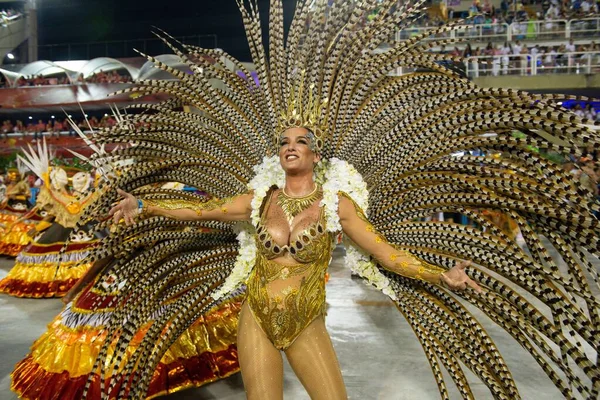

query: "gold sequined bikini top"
xmin=255 ymin=190 xmax=331 ymax=264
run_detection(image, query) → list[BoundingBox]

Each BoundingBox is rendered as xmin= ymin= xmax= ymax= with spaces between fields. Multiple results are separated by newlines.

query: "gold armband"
xmin=389 ymin=250 xmax=445 ymax=285
xmin=143 ymin=196 xmax=231 ymax=216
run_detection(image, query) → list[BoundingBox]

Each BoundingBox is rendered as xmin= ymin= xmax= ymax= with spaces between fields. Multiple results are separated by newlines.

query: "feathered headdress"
xmin=76 ymin=1 xmax=600 ymax=399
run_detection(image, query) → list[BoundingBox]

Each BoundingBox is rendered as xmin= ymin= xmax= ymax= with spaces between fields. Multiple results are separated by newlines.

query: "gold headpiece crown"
xmin=278 ymin=72 xmax=328 ymax=153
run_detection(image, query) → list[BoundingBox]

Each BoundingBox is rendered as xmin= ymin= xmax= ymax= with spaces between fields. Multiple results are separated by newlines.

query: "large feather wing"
xmin=82 ymin=1 xmax=599 ymax=399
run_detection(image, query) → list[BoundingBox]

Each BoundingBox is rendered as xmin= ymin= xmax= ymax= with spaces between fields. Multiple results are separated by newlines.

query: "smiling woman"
xmin=13 ymin=0 xmax=600 ymax=399
xmin=109 ymin=120 xmax=476 ymax=399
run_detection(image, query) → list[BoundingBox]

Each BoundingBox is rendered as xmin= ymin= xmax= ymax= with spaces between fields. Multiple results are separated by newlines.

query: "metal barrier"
xmin=508 ymin=19 xmax=569 ymax=41
xmin=465 ymin=51 xmax=600 ymax=77
xmin=396 ymin=23 xmax=510 ymax=42
xmin=569 ymin=17 xmax=600 ymax=38
xmin=396 ymin=17 xmax=600 ymax=43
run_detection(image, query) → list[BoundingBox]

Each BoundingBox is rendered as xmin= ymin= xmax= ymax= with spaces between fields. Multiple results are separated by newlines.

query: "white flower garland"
xmin=213 ymin=223 xmax=256 ymax=300
xmin=321 ymin=158 xmax=397 ymax=300
xmin=249 ymin=155 xmax=285 ymax=226
xmin=213 ymin=156 xmax=396 ymax=301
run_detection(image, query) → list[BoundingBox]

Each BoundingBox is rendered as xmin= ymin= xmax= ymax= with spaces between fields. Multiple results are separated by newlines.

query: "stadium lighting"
xmin=28 ymin=116 xmax=32 ymax=119
xmin=7 ymin=53 xmax=14 ymax=60
xmin=104 ymin=113 xmax=108 ymax=117
xmin=51 ymin=115 xmax=55 ymax=119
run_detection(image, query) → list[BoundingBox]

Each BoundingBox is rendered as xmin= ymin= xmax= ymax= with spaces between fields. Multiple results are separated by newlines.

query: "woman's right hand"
xmin=108 ymin=188 xmax=138 ymax=226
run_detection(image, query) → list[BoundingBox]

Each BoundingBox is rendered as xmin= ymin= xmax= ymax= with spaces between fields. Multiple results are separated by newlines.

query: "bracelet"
xmin=137 ymin=199 xmax=144 ymax=215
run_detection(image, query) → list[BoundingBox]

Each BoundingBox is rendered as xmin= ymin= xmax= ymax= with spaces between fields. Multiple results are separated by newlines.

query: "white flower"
xmin=213 ymin=223 xmax=257 ymax=300
xmin=321 ymin=158 xmax=369 ymax=233
xmin=317 ymin=158 xmax=395 ymax=300
xmin=248 ymin=156 xmax=285 ymax=226
xmin=344 ymin=241 xmax=397 ymax=300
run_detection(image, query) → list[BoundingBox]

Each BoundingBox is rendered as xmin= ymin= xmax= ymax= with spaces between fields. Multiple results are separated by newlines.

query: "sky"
xmin=37 ymin=0 xmax=297 ymax=61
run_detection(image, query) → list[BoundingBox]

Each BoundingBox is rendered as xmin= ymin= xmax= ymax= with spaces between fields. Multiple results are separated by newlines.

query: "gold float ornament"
xmin=66 ymin=201 xmax=82 ymax=214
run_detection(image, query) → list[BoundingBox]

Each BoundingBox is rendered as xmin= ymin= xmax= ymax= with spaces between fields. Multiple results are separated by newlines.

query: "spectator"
xmin=53 ymin=119 xmax=64 ymax=137
xmin=584 ymin=104 xmax=597 ymax=120
xmin=541 ymin=0 xmax=551 ymax=14
xmin=482 ymin=0 xmax=494 ymax=16
xmin=501 ymin=41 xmax=512 ymax=74
xmin=45 ymin=120 xmax=53 ymax=136
xmin=581 ymin=0 xmax=592 ymax=12
xmin=555 ymin=43 xmax=567 ymax=70
xmin=565 ymin=38 xmax=576 ymax=71
xmin=463 ymin=43 xmax=473 ymax=58
xmin=34 ymin=119 xmax=45 ymax=141
xmin=482 ymin=42 xmax=494 ymax=74
xmin=13 ymin=120 xmax=24 ymax=134
xmin=469 ymin=0 xmax=480 ymax=17
xmin=519 ymin=44 xmax=529 ymax=74
xmin=513 ymin=40 xmax=523 ymax=55
xmin=573 ymin=104 xmax=585 ymax=117
xmin=500 ymin=0 xmax=509 ymax=16
xmin=546 ymin=3 xmax=560 ymax=19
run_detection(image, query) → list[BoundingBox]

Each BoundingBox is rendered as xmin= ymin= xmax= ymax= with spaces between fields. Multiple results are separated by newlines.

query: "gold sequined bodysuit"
xmin=247 ymin=190 xmax=334 ymax=350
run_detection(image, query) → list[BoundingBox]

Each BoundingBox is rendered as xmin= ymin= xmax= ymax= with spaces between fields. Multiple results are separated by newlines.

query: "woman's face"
xmin=279 ymin=127 xmax=320 ymax=175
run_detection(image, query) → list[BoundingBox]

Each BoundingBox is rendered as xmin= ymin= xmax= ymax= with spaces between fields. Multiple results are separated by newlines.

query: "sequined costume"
xmin=0 ymin=177 xmax=36 ymax=256
xmin=47 ymin=1 xmax=600 ymax=399
xmin=249 ymin=189 xmax=334 ymax=350
xmin=10 ymin=256 xmax=242 ymax=400
xmin=0 ymin=145 xmax=101 ymax=297
xmin=0 ymin=185 xmax=99 ymax=297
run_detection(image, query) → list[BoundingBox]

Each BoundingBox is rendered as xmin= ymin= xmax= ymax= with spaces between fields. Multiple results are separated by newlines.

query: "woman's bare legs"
xmin=238 ymin=302 xmax=284 ymax=400
xmin=285 ymin=317 xmax=347 ymax=400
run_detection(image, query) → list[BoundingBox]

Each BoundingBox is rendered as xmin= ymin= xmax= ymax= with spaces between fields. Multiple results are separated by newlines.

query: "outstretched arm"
xmin=109 ymin=188 xmax=253 ymax=225
xmin=338 ymin=193 xmax=480 ymax=291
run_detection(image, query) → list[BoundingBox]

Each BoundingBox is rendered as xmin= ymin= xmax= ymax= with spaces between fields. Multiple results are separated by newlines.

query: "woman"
xmin=110 ymin=126 xmax=478 ymax=399
xmin=0 ymin=165 xmax=99 ymax=297
xmin=73 ymin=2 xmax=599 ymax=399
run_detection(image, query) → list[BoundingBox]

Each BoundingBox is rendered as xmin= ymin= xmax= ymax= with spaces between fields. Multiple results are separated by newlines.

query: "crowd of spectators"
xmin=400 ymin=0 xmax=600 ymax=37
xmin=15 ymin=75 xmax=71 ymax=87
xmin=8 ymin=70 xmax=133 ymax=88
xmin=83 ymin=70 xmax=133 ymax=84
xmin=1 ymin=115 xmax=118 ymax=140
xmin=446 ymin=38 xmax=600 ymax=76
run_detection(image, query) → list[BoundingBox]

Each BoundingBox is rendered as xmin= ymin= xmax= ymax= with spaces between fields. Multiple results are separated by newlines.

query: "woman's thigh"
xmin=237 ymin=302 xmax=284 ymax=400
xmin=284 ymin=317 xmax=347 ymax=400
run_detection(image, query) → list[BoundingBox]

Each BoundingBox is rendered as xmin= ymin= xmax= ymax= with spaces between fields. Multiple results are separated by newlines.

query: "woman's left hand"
xmin=441 ymin=260 xmax=481 ymax=292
